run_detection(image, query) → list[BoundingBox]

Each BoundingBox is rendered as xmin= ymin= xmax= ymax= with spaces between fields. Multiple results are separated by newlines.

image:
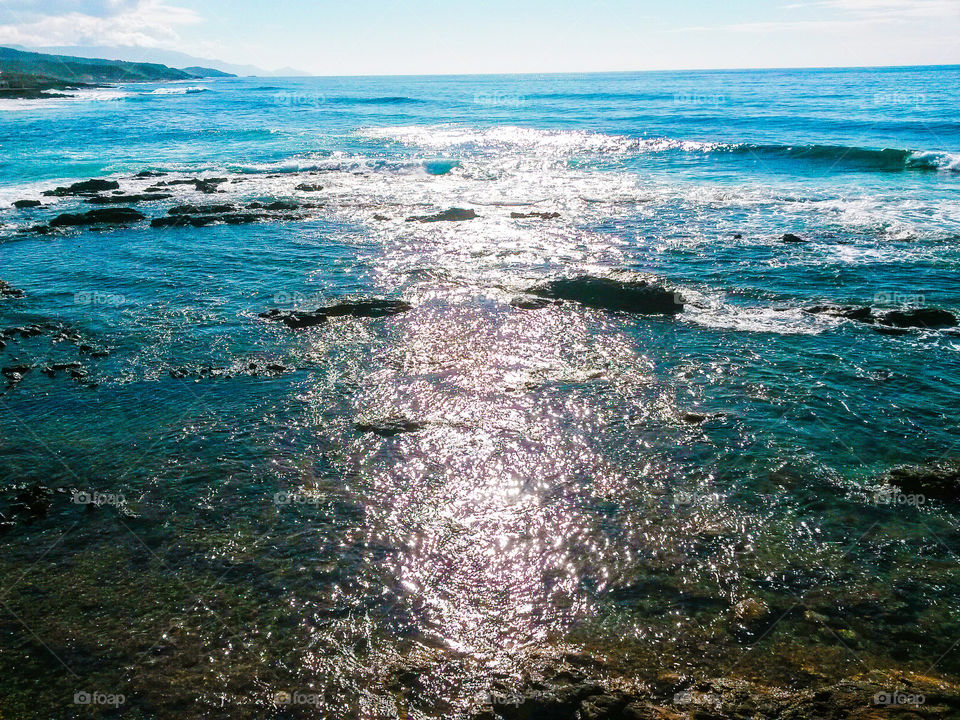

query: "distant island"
xmin=0 ymin=46 xmax=235 ymax=99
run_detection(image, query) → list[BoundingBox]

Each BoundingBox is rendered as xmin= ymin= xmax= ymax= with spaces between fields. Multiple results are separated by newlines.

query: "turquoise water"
xmin=1 ymin=68 xmax=959 ymax=718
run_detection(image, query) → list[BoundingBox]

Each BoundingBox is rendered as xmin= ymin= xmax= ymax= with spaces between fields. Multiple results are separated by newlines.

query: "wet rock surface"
xmin=804 ymin=303 xmax=958 ymax=330
xmin=529 ymin=276 xmax=684 ymax=315
xmin=48 ymin=207 xmax=146 ymax=227
xmin=880 ymin=459 xmax=960 ymax=502
xmin=260 ymin=299 xmax=413 ymax=329
xmin=354 ymin=418 xmax=426 ymax=436
xmin=407 ymin=207 xmax=478 ymax=222
xmin=511 ymin=211 xmax=561 ymax=220
xmin=42 ymin=179 xmax=119 ymax=197
xmin=782 ymin=232 xmax=807 ymax=243
xmin=12 ymin=199 xmax=41 ymax=209
xmin=0 ymin=280 xmax=24 ymax=299
xmin=86 ymin=193 xmax=172 ymax=204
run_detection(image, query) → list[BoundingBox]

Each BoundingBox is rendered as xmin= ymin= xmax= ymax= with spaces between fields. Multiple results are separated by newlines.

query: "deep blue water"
xmin=1 ymin=67 xmax=959 ymax=718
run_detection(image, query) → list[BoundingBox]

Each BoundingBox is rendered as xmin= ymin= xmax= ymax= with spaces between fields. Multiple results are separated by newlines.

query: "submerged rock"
xmin=406 ymin=208 xmax=478 ymax=222
xmin=355 ymin=418 xmax=425 ymax=437
xmin=803 ymin=304 xmax=958 ymax=330
xmin=247 ymin=200 xmax=300 ymax=211
xmin=12 ymin=199 xmax=41 ymax=209
xmin=86 ymin=193 xmax=172 ymax=205
xmin=260 ymin=299 xmax=412 ymax=329
xmin=511 ymin=211 xmax=560 ymax=220
xmin=296 ymin=183 xmax=324 ymax=191
xmin=168 ymin=203 xmax=236 ymax=215
xmin=134 ymin=170 xmax=165 ymax=178
xmin=782 ymin=233 xmax=807 ymax=243
xmin=43 ymin=179 xmax=120 ymax=197
xmin=2 ymin=364 xmax=31 ymax=385
xmin=0 ymin=280 xmax=24 ymax=299
xmin=151 ymin=211 xmax=296 ymax=228
xmin=528 ymin=276 xmax=684 ymax=315
xmin=881 ymin=459 xmax=960 ymax=502
xmin=510 ymin=296 xmax=558 ymax=310
xmin=9 ymin=484 xmax=52 ymax=520
xmin=880 ymin=307 xmax=958 ymax=329
xmin=49 ymin=208 xmax=145 ymax=227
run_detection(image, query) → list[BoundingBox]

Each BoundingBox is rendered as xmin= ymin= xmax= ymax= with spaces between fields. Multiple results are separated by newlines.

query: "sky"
xmin=0 ymin=0 xmax=958 ymax=75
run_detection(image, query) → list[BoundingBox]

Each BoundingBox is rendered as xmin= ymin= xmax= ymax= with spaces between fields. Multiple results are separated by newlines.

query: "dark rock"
xmin=26 ymin=224 xmax=53 ymax=235
xmin=151 ymin=212 xmax=290 ymax=228
xmin=510 ymin=296 xmax=557 ymax=310
xmin=803 ymin=304 xmax=875 ymax=322
xmin=247 ymin=200 xmax=300 ymax=210
xmin=134 ymin=170 xmax=165 ymax=178
xmin=355 ymin=419 xmax=425 ymax=437
xmin=529 ymin=275 xmax=683 ymax=315
xmin=40 ymin=362 xmax=82 ymax=377
xmin=0 ymin=280 xmax=25 ymax=299
xmin=2 ymin=364 xmax=31 ymax=385
xmin=296 ymin=183 xmax=324 ymax=191
xmin=12 ymin=199 xmax=41 ymax=209
xmin=43 ymin=179 xmax=120 ymax=197
xmin=782 ymin=233 xmax=806 ymax=243
xmin=260 ymin=299 xmax=412 ymax=329
xmin=49 ymin=207 xmax=145 ymax=227
xmin=879 ymin=307 xmax=957 ymax=329
xmin=85 ymin=193 xmax=172 ymax=204
xmin=733 ymin=233 xmax=743 ymax=239
xmin=491 ymin=683 xmax=603 ymax=720
xmin=511 ymin=211 xmax=560 ymax=220
xmin=872 ymin=325 xmax=912 ymax=336
xmin=151 ymin=177 xmax=226 ymax=193
xmin=2 ymin=326 xmax=43 ymax=338
xmin=881 ymin=459 xmax=960 ymax=502
xmin=9 ymin=484 xmax=51 ymax=519
xmin=168 ymin=368 xmax=189 ymax=379
xmin=168 ymin=203 xmax=236 ymax=215
xmin=373 ymin=214 xmax=391 ymax=221
xmin=682 ymin=412 xmax=708 ymax=424
xmin=406 ymin=208 xmax=478 ymax=222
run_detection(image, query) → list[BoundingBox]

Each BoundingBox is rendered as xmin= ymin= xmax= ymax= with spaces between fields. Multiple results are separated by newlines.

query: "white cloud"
xmin=0 ymin=0 xmax=199 ymax=47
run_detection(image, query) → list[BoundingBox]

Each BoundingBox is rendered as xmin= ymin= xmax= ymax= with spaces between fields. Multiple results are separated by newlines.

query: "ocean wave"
xmin=330 ymin=96 xmax=425 ymax=105
xmin=149 ymin=86 xmax=212 ymax=95
xmin=720 ymin=144 xmax=960 ymax=172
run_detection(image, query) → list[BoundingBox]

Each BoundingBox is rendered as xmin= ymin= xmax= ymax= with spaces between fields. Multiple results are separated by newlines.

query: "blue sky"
xmin=0 ymin=0 xmax=958 ymax=74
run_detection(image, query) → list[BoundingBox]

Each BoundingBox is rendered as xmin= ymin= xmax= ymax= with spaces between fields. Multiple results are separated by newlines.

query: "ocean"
xmin=1 ymin=67 xmax=959 ymax=718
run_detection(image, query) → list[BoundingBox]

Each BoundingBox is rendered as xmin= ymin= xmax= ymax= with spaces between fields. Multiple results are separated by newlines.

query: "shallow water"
xmin=1 ymin=67 xmax=959 ymax=718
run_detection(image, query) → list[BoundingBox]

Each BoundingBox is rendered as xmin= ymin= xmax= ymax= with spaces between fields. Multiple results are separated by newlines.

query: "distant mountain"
xmin=23 ymin=45 xmax=309 ymax=77
xmin=182 ymin=66 xmax=236 ymax=78
xmin=0 ymin=46 xmax=191 ymax=84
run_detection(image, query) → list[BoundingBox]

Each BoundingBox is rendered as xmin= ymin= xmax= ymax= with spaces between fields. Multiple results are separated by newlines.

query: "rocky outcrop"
xmin=260 ymin=299 xmax=412 ymax=329
xmin=528 ymin=276 xmax=683 ymax=314
xmin=168 ymin=362 xmax=293 ymax=380
xmin=296 ymin=183 xmax=324 ymax=191
xmin=354 ymin=418 xmax=425 ymax=437
xmin=511 ymin=211 xmax=560 ymax=220
xmin=247 ymin=200 xmax=301 ymax=211
xmin=43 ymin=179 xmax=120 ymax=197
xmin=86 ymin=193 xmax=172 ymax=205
xmin=49 ymin=208 xmax=145 ymax=227
xmin=134 ymin=170 xmax=165 ymax=178
xmin=804 ymin=304 xmax=958 ymax=330
xmin=149 ymin=177 xmax=227 ymax=193
xmin=782 ymin=233 xmax=807 ymax=243
xmin=150 ymin=211 xmax=296 ymax=228
xmin=168 ymin=203 xmax=236 ymax=215
xmin=0 ymin=280 xmax=24 ymax=299
xmin=406 ymin=208 xmax=478 ymax=222
xmin=880 ymin=459 xmax=960 ymax=502
xmin=12 ymin=199 xmax=41 ymax=209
